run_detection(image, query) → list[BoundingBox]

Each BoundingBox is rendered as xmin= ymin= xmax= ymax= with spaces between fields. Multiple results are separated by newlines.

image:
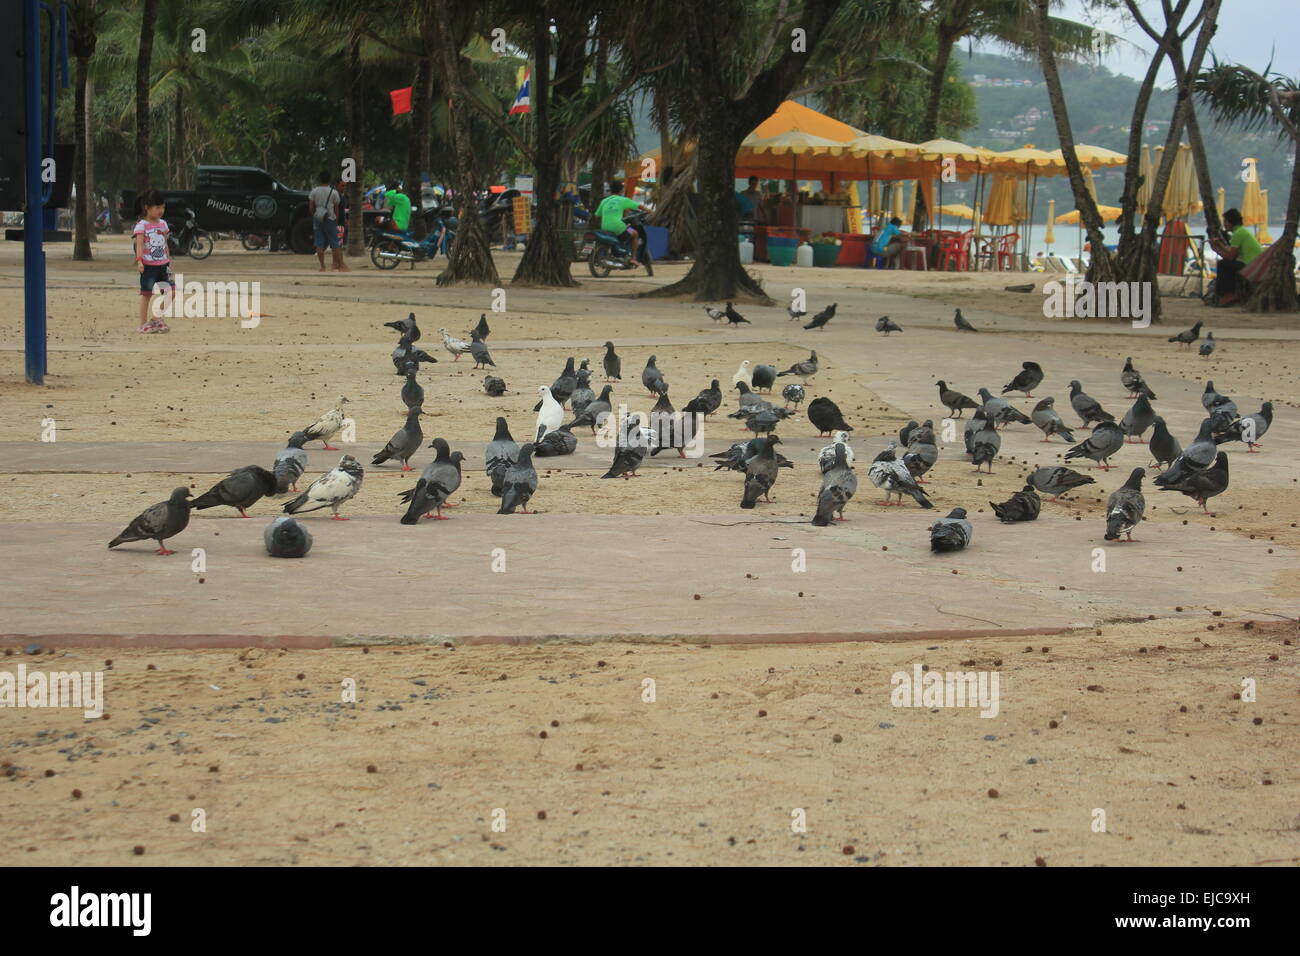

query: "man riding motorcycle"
xmin=383 ymin=185 xmax=413 ymax=237
xmin=594 ymin=181 xmax=652 ymax=268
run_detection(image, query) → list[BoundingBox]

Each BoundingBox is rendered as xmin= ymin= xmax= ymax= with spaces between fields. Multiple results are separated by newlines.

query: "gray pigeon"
xmin=1028 ymin=465 xmax=1096 ymax=501
xmin=108 ymin=487 xmax=192 ymax=554
xmin=930 ymin=508 xmax=972 ymax=551
xmin=1064 ymin=420 xmax=1125 ymax=470
xmin=1030 ymin=398 xmax=1075 ymax=443
xmin=383 ymin=312 xmax=419 ymax=341
xmin=978 ymin=387 xmax=1031 ymax=427
xmin=875 ymin=315 xmax=902 ymax=335
xmin=371 ymin=406 xmax=424 ymax=471
xmin=568 ymin=369 xmax=595 ymax=417
xmin=740 ymin=434 xmax=782 ymax=508
xmin=282 ymin=455 xmax=364 ymax=520
xmin=1148 ymin=416 xmax=1182 ymax=470
xmin=1215 ymin=402 xmax=1272 ymax=452
xmin=936 ymin=380 xmax=979 ymax=417
xmin=191 ymin=465 xmax=278 ymax=517
xmin=963 ymin=409 xmax=987 ymax=454
xmin=909 ymin=418 xmax=937 ymax=448
xmin=400 ymin=362 xmax=425 ymax=410
xmin=953 ymin=309 xmax=977 ymax=332
xmin=485 ymin=418 xmax=519 ymax=496
xmin=1119 ymin=393 xmax=1156 ymax=443
xmin=1168 ymin=320 xmax=1202 ymax=348
xmin=1198 ymin=331 xmax=1216 ymax=357
xmin=483 ymin=375 xmax=507 ymax=396
xmin=990 ymin=484 xmax=1041 ymax=523
xmin=971 ymin=417 xmax=1001 ymax=473
xmin=904 ymin=439 xmax=938 ymax=481
xmin=733 ymin=381 xmax=764 ymax=413
xmin=642 ymin=355 xmax=667 ymax=397
xmin=812 ymin=443 xmax=857 ymax=525
xmin=1001 ymin=361 xmax=1044 ymax=398
xmin=497 ymin=443 xmax=538 ymax=514
xmin=398 ymin=438 xmax=464 ymax=522
xmin=867 ymin=446 xmax=933 ymax=508
xmin=1154 ymin=419 xmax=1217 ymax=487
xmin=751 ymin=364 xmax=777 ymax=392
xmin=472 ymin=313 xmax=490 ymax=341
xmin=1120 ymin=357 xmax=1157 ymax=399
xmin=1157 ymin=451 xmax=1229 ymax=512
xmin=1068 ymin=379 xmax=1114 ymax=426
xmin=264 ymin=516 xmax=312 ymax=558
xmin=602 ymin=444 xmax=645 ymax=479
xmin=899 ymin=420 xmax=919 ymax=447
xmin=391 ymin=333 xmax=437 ymax=374
xmin=470 ymin=330 xmax=495 ymax=369
xmin=1201 ymin=381 xmax=1237 ymax=419
xmin=568 ymin=384 xmax=613 ymax=433
xmin=1104 ymin=468 xmax=1146 ymax=542
xmin=777 ymin=351 xmax=818 ymax=383
xmin=535 ymin=424 xmax=578 ymax=457
xmin=602 ymin=341 xmax=621 ymax=381
xmin=273 ymin=431 xmax=309 ymax=493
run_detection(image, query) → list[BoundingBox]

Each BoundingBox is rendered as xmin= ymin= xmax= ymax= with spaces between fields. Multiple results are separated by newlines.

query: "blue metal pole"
xmin=24 ymin=0 xmax=46 ymax=385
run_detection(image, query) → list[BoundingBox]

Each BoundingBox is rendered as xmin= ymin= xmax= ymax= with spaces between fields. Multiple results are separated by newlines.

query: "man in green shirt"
xmin=384 ymin=185 xmax=413 ymax=235
xmin=594 ymin=181 xmax=650 ymax=266
xmin=1210 ymin=207 xmax=1263 ymax=305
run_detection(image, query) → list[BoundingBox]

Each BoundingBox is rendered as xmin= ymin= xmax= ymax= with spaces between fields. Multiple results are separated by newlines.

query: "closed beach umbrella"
xmin=1044 ymin=199 xmax=1056 ymax=246
xmin=1216 ymin=185 xmax=1225 ymax=218
xmin=1257 ymin=190 xmax=1272 ymax=243
xmin=983 ymin=174 xmax=1017 ymax=226
xmin=1241 ymin=158 xmax=1267 ymax=226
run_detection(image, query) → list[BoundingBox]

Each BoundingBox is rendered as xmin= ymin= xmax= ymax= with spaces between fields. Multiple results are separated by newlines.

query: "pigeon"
xmin=398 ymin=438 xmax=465 ymax=522
xmin=568 ymin=384 xmax=613 ymax=433
xmin=1119 ymin=393 xmax=1156 ymax=443
xmin=469 ymin=330 xmax=495 ymax=369
xmin=930 ymin=508 xmax=972 ymax=552
xmin=264 ymin=515 xmax=312 ymax=558
xmin=739 ymin=402 xmax=788 ymax=437
xmin=911 ymin=420 xmax=937 ymax=446
xmin=803 ymin=302 xmax=836 ymax=330
xmin=1148 ymin=416 xmax=1182 ymax=470
xmin=682 ymin=380 xmax=723 ymax=420
xmin=578 ymin=359 xmax=590 ymax=376
xmin=1201 ymin=381 xmax=1237 ymax=419
xmin=977 ymin=388 xmax=1031 ymax=427
xmin=970 ymin=417 xmax=1001 ymax=473
xmin=483 ymin=375 xmax=507 ymax=397
xmin=1120 ymin=357 xmax=1157 ymax=399
xmin=497 ymin=443 xmax=538 ymax=513
xmin=283 ymin=455 xmax=364 ymax=520
xmin=1001 ymin=361 xmax=1044 ymax=398
xmin=1168 ymin=320 xmax=1202 ymax=348
xmin=777 ymin=351 xmax=818 ymax=383
xmin=781 ymin=383 xmax=805 ymax=411
xmin=273 ymin=431 xmax=309 ymax=494
xmin=383 ymin=311 xmax=419 ymax=341
xmin=371 ymin=406 xmax=424 ymax=471
xmin=704 ymin=305 xmax=726 ymax=322
xmin=302 ymin=396 xmax=350 ymax=450
xmin=903 ymin=439 xmax=938 ymax=481
xmin=1154 ymin=419 xmax=1218 ymax=486
xmin=400 ymin=362 xmax=425 ymax=410
xmin=1104 ymin=468 xmax=1146 ymax=541
xmin=1030 ymin=398 xmax=1075 ymax=443
xmin=1064 ymin=421 xmax=1125 ymax=470
xmin=732 ymin=360 xmax=752 ymax=388
xmin=733 ymin=380 xmax=764 ymax=413
xmin=724 ymin=302 xmax=750 ymax=325
xmin=535 ymin=423 xmax=579 ymax=457
xmin=899 ymin=420 xmax=919 ymax=447
xmin=1068 ymin=380 xmax=1114 ymax=426
xmin=1158 ymin=451 xmax=1229 ymax=512
xmin=812 ymin=443 xmax=857 ymax=525
xmin=191 ymin=465 xmax=278 ymax=518
xmin=868 ymin=446 xmax=933 ymax=508
xmin=547 ymin=357 xmax=578 ymax=408
xmin=485 ymin=418 xmax=519 ymax=496
xmin=602 ymin=441 xmax=645 ymax=479
xmin=108 ymin=487 xmax=192 ymax=554
xmin=392 ymin=333 xmax=437 ymax=374
xmin=750 ymin=364 xmax=777 ymax=393
xmin=818 ymin=431 xmax=855 ymax=472
xmin=534 ymin=386 xmax=563 ymax=443
xmin=710 ymin=436 xmax=793 ymax=473
xmin=787 ymin=305 xmax=807 ymax=322
xmin=642 ymin=355 xmax=667 ymax=397
xmin=1215 ymin=402 xmax=1272 ymax=452
xmin=1027 ymin=465 xmax=1096 ymax=501
xmin=602 ymin=341 xmax=621 ymax=381
xmin=953 ymin=309 xmax=977 ymax=332
xmin=739 ymin=434 xmax=782 ymax=507
xmin=648 ymin=392 xmax=686 ymax=457
xmin=438 ymin=327 xmax=473 ymax=360
xmin=936 ymin=380 xmax=979 ymax=417
xmin=568 ymin=370 xmax=595 ymax=417
xmin=1199 ymin=331 xmax=1216 ymax=357
xmin=807 ymin=396 xmax=852 ymax=436
xmin=990 ymin=484 xmax=1041 ymax=523
xmin=875 ymin=315 xmax=902 ymax=335
xmin=472 ymin=313 xmax=490 ymax=341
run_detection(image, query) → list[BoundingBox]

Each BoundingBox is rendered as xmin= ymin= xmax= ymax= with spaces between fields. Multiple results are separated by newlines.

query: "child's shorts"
xmin=140 ymin=263 xmax=172 ymax=295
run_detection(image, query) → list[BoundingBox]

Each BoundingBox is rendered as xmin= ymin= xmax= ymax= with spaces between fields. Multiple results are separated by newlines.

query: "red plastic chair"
xmin=995 ymin=232 xmax=1021 ymax=271
xmin=937 ymin=229 xmax=974 ymax=272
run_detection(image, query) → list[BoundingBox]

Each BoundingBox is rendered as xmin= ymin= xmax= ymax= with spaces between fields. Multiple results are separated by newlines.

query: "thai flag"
xmin=509 ymin=68 xmax=531 ymax=115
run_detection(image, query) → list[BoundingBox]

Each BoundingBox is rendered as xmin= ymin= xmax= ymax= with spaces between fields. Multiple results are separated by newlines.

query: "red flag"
xmin=390 ymin=87 xmax=413 ymax=115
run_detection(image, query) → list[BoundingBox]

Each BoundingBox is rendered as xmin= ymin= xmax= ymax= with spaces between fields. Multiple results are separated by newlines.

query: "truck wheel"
xmin=288 ymin=218 xmax=315 ymax=254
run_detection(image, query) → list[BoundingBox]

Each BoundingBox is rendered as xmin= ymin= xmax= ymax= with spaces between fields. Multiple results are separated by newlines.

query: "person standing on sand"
xmin=132 ymin=190 xmax=173 ymax=333
xmin=309 ymin=171 xmax=348 ymax=272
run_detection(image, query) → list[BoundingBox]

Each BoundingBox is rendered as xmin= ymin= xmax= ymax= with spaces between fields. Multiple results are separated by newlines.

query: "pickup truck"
xmin=120 ymin=166 xmax=317 ymax=254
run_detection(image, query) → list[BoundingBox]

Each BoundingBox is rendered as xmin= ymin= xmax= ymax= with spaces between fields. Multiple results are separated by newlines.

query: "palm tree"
xmin=135 ymin=0 xmax=158 ymax=192
xmin=1197 ymin=61 xmax=1300 ymax=312
xmin=68 ymin=0 xmax=108 ymax=259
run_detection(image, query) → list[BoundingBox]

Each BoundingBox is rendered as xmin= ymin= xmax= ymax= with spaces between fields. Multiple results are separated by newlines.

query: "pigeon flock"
xmin=106 ymin=306 xmax=1272 ymax=565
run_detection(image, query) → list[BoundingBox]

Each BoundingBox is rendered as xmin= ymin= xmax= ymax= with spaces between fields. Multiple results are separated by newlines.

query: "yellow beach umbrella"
xmin=1257 ymin=190 xmax=1273 ymax=243
xmin=1159 ymin=144 xmax=1201 ymax=220
xmin=935 ymin=203 xmax=976 ymax=220
xmin=972 ymin=201 xmax=983 ymax=236
xmin=987 ymin=145 xmax=1060 ymax=174
xmin=1056 ymin=205 xmax=1122 ymax=224
xmin=1044 ymin=199 xmax=1056 ymax=246
xmin=983 ymin=174 xmax=1019 ymax=226
xmin=1052 ymin=144 xmax=1128 ymax=169
xmin=1241 ymin=158 xmax=1267 ymax=226
xmin=1216 ymin=186 xmax=1225 ymax=217
xmin=868 ymin=180 xmax=882 ymax=216
xmin=890 ymin=181 xmax=906 ymax=219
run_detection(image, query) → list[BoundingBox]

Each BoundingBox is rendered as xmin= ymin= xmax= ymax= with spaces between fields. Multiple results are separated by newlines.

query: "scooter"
xmin=368 ymin=211 xmax=450 ymax=269
xmin=167 ymin=207 xmax=213 ymax=260
xmin=583 ymin=209 xmax=653 ymax=278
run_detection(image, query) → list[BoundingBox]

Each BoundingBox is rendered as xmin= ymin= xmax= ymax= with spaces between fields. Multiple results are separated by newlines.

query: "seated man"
xmin=872 ymin=216 xmax=906 ymax=268
xmin=383 ymin=185 xmax=413 ymax=237
xmin=1209 ymin=207 xmax=1262 ymax=306
xmin=594 ymin=180 xmax=650 ymax=266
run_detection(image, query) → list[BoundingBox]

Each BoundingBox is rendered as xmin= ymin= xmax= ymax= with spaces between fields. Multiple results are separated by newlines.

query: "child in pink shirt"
xmin=133 ymin=191 xmax=173 ymax=333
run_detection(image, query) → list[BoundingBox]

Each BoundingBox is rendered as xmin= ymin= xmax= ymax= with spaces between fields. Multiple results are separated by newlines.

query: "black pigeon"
xmin=497 ymin=443 xmax=538 ymax=514
xmin=899 ymin=420 xmax=919 ymax=447
xmin=534 ymin=424 xmax=578 ymax=457
xmin=264 ymin=516 xmax=312 ymax=558
xmin=953 ymin=309 xmax=977 ymax=332
xmin=683 ymin=380 xmax=723 ymax=420
xmin=1148 ymin=416 xmax=1182 ymax=470
xmin=1168 ymin=320 xmax=1202 ymax=348
xmin=936 ymin=380 xmax=979 ymax=417
xmin=401 ymin=361 xmax=425 ymax=410
xmin=930 ymin=508 xmax=972 ymax=552
xmin=1158 ymin=451 xmax=1228 ymax=512
xmin=991 ymin=484 xmax=1041 ymax=523
xmin=807 ymin=397 xmax=852 ymax=436
xmin=1001 ymin=361 xmax=1043 ymax=398
xmin=485 ymin=418 xmax=519 ymax=496
xmin=602 ymin=341 xmax=622 ymax=381
xmin=384 ymin=312 xmax=419 ymax=341
xmin=398 ymin=438 xmax=464 ymax=523
xmin=534 ymin=357 xmax=576 ymax=411
xmin=191 ymin=465 xmax=278 ymax=518
xmin=739 ymin=435 xmax=782 ymax=508
xmin=875 ymin=315 xmax=902 ymax=335
xmin=642 ymin=355 xmax=667 ymax=397
xmin=1154 ymin=419 xmax=1217 ymax=487
xmin=1069 ymin=379 xmax=1114 ymax=426
xmin=724 ymin=302 xmax=750 ymax=325
xmin=1120 ymin=393 xmax=1156 ymax=443
xmin=710 ymin=437 xmax=793 ymax=473
xmin=483 ymin=375 xmax=507 ymax=397
xmin=108 ymin=487 xmax=192 ymax=554
xmin=750 ymin=364 xmax=777 ymax=392
xmin=803 ymin=303 xmax=836 ymax=330
xmin=392 ymin=332 xmax=437 ymax=374
xmin=569 ymin=384 xmax=614 ymax=433
xmin=472 ymin=313 xmax=490 ymax=341
xmin=1104 ymin=468 xmax=1146 ymax=541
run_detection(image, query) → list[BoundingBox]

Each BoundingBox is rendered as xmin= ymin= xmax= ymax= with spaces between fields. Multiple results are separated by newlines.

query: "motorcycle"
xmin=368 ymin=208 xmax=456 ymax=269
xmin=582 ymin=208 xmax=653 ymax=278
xmin=167 ymin=207 xmax=214 ymax=260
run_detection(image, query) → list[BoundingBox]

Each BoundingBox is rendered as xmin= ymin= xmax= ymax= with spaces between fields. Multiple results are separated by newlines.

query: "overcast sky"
xmin=979 ymin=0 xmax=1298 ymax=84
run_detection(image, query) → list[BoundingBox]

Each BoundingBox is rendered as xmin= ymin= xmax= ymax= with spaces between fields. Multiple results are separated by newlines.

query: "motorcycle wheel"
xmin=241 ymin=234 xmax=267 ymax=251
xmin=168 ymin=236 xmax=189 ymax=258
xmin=189 ymin=231 xmax=214 ymax=260
xmin=588 ymin=247 xmax=611 ymax=278
xmin=370 ymin=239 xmax=402 ymax=270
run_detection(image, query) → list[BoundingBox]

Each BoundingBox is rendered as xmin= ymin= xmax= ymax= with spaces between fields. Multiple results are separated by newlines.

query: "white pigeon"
xmin=535 ymin=385 xmax=563 ymax=443
xmin=438 ymin=327 xmax=473 ymax=360
xmin=302 ymin=395 xmax=349 ymax=450
xmin=704 ymin=306 xmax=725 ymax=322
xmin=281 ymin=455 xmax=364 ymax=520
xmin=817 ymin=431 xmax=855 ymax=472
xmin=732 ymin=360 xmax=752 ymax=388
xmin=620 ymin=413 xmax=658 ymax=452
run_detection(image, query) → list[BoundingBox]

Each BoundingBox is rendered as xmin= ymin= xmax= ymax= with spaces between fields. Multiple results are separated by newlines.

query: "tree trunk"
xmin=345 ymin=28 xmax=365 ymax=257
xmin=85 ymin=74 xmax=96 ymax=242
xmin=173 ymin=86 xmax=185 ymax=184
xmin=650 ymin=151 xmax=697 ymax=257
xmin=1114 ymin=32 xmax=1167 ymax=253
xmin=921 ymin=27 xmax=955 ymax=142
xmin=404 ymin=49 xmax=431 ymax=240
xmin=72 ymin=54 xmax=92 ymax=260
xmin=1246 ymin=154 xmax=1299 ymax=312
xmin=135 ymin=0 xmax=158 ymax=193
